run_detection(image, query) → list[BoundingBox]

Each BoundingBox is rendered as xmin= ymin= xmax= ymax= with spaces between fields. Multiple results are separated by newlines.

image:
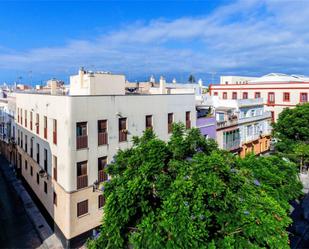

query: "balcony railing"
xmin=168 ymin=123 xmax=172 ymax=133
xmin=223 ymin=139 xmax=241 ymax=151
xmin=186 ymin=120 xmax=191 ymax=129
xmin=44 ymin=128 xmax=47 ymax=139
xmin=77 ymin=175 xmax=88 ymax=189
xmin=53 ymin=131 xmax=57 ymax=145
xmin=53 ymin=167 xmax=57 ymax=181
xmin=98 ymin=132 xmax=108 ymax=146
xmin=98 ymin=170 xmax=108 ymax=183
xmin=76 ymin=135 xmax=88 ymax=149
xmin=119 ymin=130 xmax=127 ymax=142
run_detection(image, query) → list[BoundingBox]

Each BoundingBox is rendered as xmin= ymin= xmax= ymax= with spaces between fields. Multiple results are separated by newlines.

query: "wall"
xmin=196 ymin=116 xmax=216 ymax=139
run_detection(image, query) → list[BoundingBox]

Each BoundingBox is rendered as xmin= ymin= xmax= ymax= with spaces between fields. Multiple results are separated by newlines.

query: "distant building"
xmin=211 ymin=73 xmax=309 ymax=121
xmin=202 ymin=95 xmax=272 ymax=156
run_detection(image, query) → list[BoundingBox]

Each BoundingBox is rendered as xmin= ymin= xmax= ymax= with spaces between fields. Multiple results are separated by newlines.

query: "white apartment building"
xmin=211 ymin=73 xmax=309 ymax=121
xmin=220 ymin=75 xmax=258 ymax=85
xmin=13 ymin=69 xmax=196 ymax=247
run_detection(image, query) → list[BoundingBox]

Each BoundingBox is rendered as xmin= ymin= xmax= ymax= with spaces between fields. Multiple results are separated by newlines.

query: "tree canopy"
xmin=88 ymin=124 xmax=302 ymax=249
xmin=273 ymin=103 xmax=309 ymax=167
xmin=188 ymin=74 xmax=196 ymax=83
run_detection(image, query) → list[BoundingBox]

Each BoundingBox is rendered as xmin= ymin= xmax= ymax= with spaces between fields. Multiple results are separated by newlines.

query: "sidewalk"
xmin=0 ymin=156 xmax=63 ymax=249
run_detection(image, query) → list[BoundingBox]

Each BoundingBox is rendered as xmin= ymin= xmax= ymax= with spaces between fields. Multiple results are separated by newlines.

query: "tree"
xmin=88 ymin=124 xmax=301 ymax=249
xmin=273 ymin=103 xmax=309 ymax=166
xmin=293 ymin=142 xmax=309 ymax=172
xmin=188 ymin=74 xmax=196 ymax=83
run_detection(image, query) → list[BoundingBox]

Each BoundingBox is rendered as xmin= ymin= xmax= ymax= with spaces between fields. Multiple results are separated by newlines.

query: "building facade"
xmin=211 ymin=73 xmax=309 ymax=121
xmin=12 ymin=69 xmax=196 ymax=247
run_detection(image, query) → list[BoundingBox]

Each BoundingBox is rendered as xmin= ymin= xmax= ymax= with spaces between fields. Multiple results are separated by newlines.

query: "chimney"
xmin=159 ymin=76 xmax=166 ymax=94
xmin=172 ymin=78 xmax=177 ymax=84
xmin=149 ymin=75 xmax=155 ymax=83
xmin=79 ymin=67 xmax=85 ymax=87
xmin=50 ymin=80 xmax=57 ymax=95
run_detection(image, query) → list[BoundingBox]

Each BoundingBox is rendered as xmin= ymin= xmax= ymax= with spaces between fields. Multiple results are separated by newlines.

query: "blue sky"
xmin=1 ymin=0 xmax=309 ymax=85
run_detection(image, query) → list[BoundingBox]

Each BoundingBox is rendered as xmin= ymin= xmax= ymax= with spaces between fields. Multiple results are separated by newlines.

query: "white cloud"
xmin=1 ymin=0 xmax=309 ymax=82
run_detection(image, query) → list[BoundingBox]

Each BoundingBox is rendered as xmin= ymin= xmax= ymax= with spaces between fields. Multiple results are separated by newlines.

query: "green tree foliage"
xmin=88 ymin=124 xmax=302 ymax=249
xmin=273 ymin=103 xmax=309 ymax=161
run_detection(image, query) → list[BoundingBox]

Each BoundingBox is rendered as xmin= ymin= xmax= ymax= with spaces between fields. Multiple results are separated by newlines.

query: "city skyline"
xmin=1 ymin=0 xmax=309 ymax=84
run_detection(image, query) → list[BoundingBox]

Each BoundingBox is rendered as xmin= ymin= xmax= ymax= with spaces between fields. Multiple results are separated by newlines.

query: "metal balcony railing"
xmin=76 ymin=135 xmax=88 ymax=149
xmin=98 ymin=170 xmax=108 ymax=183
xmin=98 ymin=132 xmax=108 ymax=146
xmin=77 ymin=175 xmax=88 ymax=189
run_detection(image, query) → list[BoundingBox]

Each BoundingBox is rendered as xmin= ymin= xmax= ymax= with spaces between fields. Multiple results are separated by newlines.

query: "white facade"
xmin=220 ymin=76 xmax=258 ymax=85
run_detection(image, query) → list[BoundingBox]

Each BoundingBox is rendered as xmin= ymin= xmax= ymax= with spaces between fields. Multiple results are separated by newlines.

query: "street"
xmin=0 ymin=158 xmax=42 ymax=249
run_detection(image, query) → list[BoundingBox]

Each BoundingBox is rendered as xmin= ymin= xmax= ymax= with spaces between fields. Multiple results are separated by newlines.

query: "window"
xmin=167 ymin=113 xmax=174 ymax=133
xmin=36 ymin=143 xmax=40 ymax=164
xmin=98 ymin=120 xmax=108 ymax=145
xmin=255 ymin=92 xmax=261 ymax=99
xmin=300 ymin=93 xmax=308 ymax=103
xmin=30 ymin=112 xmax=33 ymax=130
xmin=53 ymin=155 xmax=57 ymax=181
xmin=232 ymin=92 xmax=237 ymax=99
xmin=44 ymin=116 xmax=47 ymax=139
xmin=30 ymin=166 xmax=33 ymax=176
xmin=44 ymin=148 xmax=48 ymax=171
xmin=30 ymin=138 xmax=33 ymax=158
xmin=77 ymin=161 xmax=88 ymax=189
xmin=222 ymin=92 xmax=227 ymax=99
xmin=76 ymin=122 xmax=88 ymax=149
xmin=145 ymin=115 xmax=153 ymax=130
xmin=185 ymin=111 xmax=191 ymax=129
xmin=53 ymin=191 xmax=57 ymax=206
xmin=36 ymin=113 xmax=39 ymax=134
xmin=98 ymin=157 xmax=108 ymax=182
xmin=250 ymin=110 xmax=255 ymax=117
xmin=98 ymin=195 xmax=105 ymax=209
xmin=44 ymin=182 xmax=48 ymax=194
xmin=25 ymin=110 xmax=27 ymax=127
xmin=25 ymin=135 xmax=27 ymax=153
xmin=53 ymin=119 xmax=57 ymax=145
xmin=247 ymin=125 xmax=253 ymax=136
xmin=25 ymin=160 xmax=28 ymax=170
xmin=17 ymin=130 xmax=20 ymax=146
xmin=214 ymin=92 xmax=218 ymax=96
xmin=243 ymin=92 xmax=248 ymax=99
xmin=17 ymin=108 xmax=20 ymax=123
xmin=217 ymin=113 xmax=225 ymax=122
xmin=268 ymin=92 xmax=275 ymax=105
xmin=20 ymin=131 xmax=23 ymax=149
xmin=119 ymin=118 xmax=127 ymax=142
xmin=77 ymin=200 xmax=88 ymax=217
xmin=36 ymin=173 xmax=40 ymax=185
xmin=20 ymin=108 xmax=23 ymax=125
xmin=283 ymin=92 xmax=290 ymax=102
xmin=271 ymin=111 xmax=275 ymax=122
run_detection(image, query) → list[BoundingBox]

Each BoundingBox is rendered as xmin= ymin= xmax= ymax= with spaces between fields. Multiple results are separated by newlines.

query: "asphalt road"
xmin=0 ymin=160 xmax=42 ymax=249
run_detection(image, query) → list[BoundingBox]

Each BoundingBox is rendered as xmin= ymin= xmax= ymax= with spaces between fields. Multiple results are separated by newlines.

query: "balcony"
xmin=186 ymin=120 xmax=191 ymax=129
xmin=223 ymin=139 xmax=241 ymax=151
xmin=53 ymin=167 xmax=57 ymax=181
xmin=77 ymin=175 xmax=88 ymax=189
xmin=217 ymin=118 xmax=238 ymax=129
xmin=238 ymin=112 xmax=272 ymax=125
xmin=98 ymin=170 xmax=108 ymax=183
xmin=98 ymin=132 xmax=108 ymax=146
xmin=53 ymin=131 xmax=57 ymax=145
xmin=44 ymin=128 xmax=47 ymax=139
xmin=76 ymin=135 xmax=88 ymax=149
xmin=168 ymin=123 xmax=172 ymax=133
xmin=119 ymin=130 xmax=127 ymax=142
xmin=237 ymin=98 xmax=264 ymax=107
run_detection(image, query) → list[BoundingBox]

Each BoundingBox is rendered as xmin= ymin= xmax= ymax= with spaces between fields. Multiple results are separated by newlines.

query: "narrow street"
xmin=0 ymin=158 xmax=42 ymax=248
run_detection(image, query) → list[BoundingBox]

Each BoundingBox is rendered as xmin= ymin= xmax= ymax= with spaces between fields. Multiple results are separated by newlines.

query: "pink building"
xmin=210 ymin=73 xmax=309 ymax=121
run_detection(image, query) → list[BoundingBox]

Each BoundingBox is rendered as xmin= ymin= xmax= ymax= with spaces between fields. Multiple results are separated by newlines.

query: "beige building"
xmin=211 ymin=73 xmax=309 ymax=121
xmin=14 ymin=69 xmax=196 ymax=247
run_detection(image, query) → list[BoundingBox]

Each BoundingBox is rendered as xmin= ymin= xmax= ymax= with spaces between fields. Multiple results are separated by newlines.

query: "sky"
xmin=1 ymin=0 xmax=309 ymax=85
